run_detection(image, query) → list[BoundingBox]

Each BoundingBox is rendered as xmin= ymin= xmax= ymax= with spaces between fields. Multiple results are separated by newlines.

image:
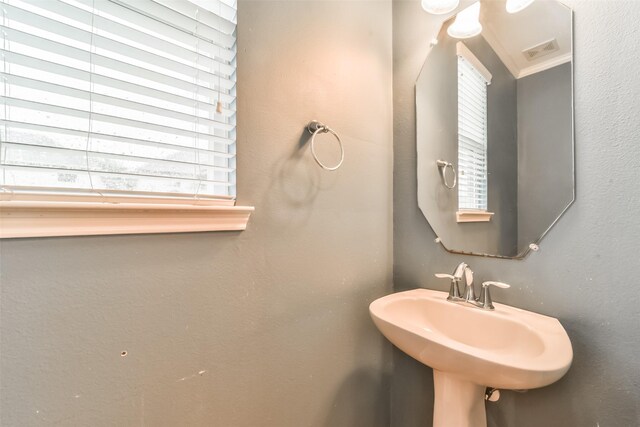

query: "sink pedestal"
xmin=433 ymin=370 xmax=486 ymax=427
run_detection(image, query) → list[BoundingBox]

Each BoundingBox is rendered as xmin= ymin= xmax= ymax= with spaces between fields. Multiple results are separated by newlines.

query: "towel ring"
xmin=306 ymin=120 xmax=344 ymax=171
xmin=436 ymin=159 xmax=457 ymax=189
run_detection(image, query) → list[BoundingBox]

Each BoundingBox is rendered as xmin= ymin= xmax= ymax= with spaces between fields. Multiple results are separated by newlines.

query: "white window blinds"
xmin=0 ymin=0 xmax=237 ymax=200
xmin=457 ymin=53 xmax=489 ymax=211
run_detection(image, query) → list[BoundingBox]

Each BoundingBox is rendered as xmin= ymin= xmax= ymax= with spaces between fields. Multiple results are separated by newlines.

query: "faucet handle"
xmin=483 ymin=281 xmax=510 ymax=289
xmin=479 ymin=281 xmax=511 ymax=310
xmin=434 ymin=273 xmax=462 ymax=300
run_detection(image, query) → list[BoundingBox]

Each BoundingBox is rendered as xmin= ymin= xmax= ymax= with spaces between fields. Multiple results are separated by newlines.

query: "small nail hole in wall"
xmin=121 ymin=351 xmax=128 ymax=357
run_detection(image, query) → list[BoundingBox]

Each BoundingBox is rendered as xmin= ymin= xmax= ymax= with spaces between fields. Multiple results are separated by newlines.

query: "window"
xmin=0 ymin=0 xmax=252 ymax=238
xmin=456 ymin=43 xmax=491 ymax=214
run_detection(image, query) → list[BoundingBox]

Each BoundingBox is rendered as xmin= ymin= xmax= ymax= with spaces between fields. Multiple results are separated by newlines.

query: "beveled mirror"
xmin=416 ymin=0 xmax=574 ymax=259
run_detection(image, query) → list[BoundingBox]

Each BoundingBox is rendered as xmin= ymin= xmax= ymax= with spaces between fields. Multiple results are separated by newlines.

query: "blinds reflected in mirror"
xmin=0 ymin=0 xmax=237 ymax=199
xmin=457 ymin=54 xmax=488 ymax=211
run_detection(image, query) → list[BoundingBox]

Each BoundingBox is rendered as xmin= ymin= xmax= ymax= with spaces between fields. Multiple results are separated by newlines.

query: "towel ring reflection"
xmin=306 ymin=120 xmax=344 ymax=171
xmin=436 ymin=160 xmax=457 ymax=189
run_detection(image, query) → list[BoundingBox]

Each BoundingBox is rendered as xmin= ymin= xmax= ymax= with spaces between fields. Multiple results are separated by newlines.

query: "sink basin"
xmin=370 ymin=289 xmax=572 ymax=427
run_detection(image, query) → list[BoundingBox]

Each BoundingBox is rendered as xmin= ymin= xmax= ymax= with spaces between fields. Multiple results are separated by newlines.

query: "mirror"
xmin=416 ymin=0 xmax=574 ymax=259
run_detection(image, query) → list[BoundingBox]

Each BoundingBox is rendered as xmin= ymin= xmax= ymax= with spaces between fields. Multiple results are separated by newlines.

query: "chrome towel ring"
xmin=436 ymin=159 xmax=457 ymax=189
xmin=306 ymin=120 xmax=344 ymax=171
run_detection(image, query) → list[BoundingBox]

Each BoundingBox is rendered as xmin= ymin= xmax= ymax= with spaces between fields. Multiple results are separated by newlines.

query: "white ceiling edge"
xmin=517 ymin=53 xmax=572 ymax=79
xmin=481 ymin=25 xmax=572 ymax=80
xmin=480 ymin=24 xmax=521 ymax=79
xmin=477 ymin=0 xmax=572 ymax=80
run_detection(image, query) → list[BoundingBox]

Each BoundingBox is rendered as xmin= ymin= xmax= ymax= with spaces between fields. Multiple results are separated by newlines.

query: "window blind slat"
xmin=459 ymin=143 xmax=485 ymax=156
xmin=459 ymin=156 xmax=486 ymax=165
xmin=3 ymin=140 xmax=233 ymax=169
xmin=5 ymin=0 xmax=237 ymax=59
xmin=459 ymin=80 xmax=486 ymax=97
xmin=4 ymin=98 xmax=233 ymax=155
xmin=459 ymin=163 xmax=487 ymax=172
xmin=1 ymin=0 xmax=237 ymax=199
xmin=83 ymin=0 xmax=236 ymax=52
xmin=2 ymin=120 xmax=235 ymax=154
xmin=459 ymin=143 xmax=485 ymax=155
xmin=0 ymin=163 xmax=233 ymax=185
xmin=3 ymin=95 xmax=235 ymax=141
xmin=1 ymin=40 xmax=236 ymax=104
xmin=2 ymin=142 xmax=233 ymax=183
xmin=2 ymin=7 xmax=236 ymax=86
xmin=459 ymin=127 xmax=486 ymax=142
xmin=459 ymin=99 xmax=487 ymax=118
xmin=459 ymin=178 xmax=487 ymax=185
xmin=459 ymin=192 xmax=487 ymax=198
xmin=0 ymin=165 xmax=232 ymax=196
xmin=459 ymin=169 xmax=487 ymax=178
xmin=150 ymin=0 xmax=236 ymax=33
xmin=459 ymin=190 xmax=487 ymax=196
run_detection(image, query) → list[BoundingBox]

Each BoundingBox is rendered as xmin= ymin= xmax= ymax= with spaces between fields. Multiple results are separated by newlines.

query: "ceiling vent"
xmin=522 ymin=39 xmax=559 ymax=62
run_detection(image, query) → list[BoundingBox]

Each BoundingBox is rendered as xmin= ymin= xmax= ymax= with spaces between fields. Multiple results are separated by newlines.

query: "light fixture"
xmin=447 ymin=2 xmax=482 ymax=39
xmin=421 ymin=0 xmax=459 ymax=15
xmin=506 ymin=0 xmax=535 ymax=14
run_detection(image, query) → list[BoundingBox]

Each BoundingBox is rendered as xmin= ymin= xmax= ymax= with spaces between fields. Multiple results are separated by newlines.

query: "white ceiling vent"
xmin=522 ymin=39 xmax=560 ymax=62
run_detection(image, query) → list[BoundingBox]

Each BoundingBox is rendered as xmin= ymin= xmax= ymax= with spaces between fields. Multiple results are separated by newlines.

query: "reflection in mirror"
xmin=416 ymin=0 xmax=574 ymax=259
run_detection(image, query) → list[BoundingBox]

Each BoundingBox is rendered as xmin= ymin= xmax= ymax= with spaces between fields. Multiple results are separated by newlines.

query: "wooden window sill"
xmin=456 ymin=210 xmax=494 ymax=223
xmin=0 ymin=193 xmax=254 ymax=238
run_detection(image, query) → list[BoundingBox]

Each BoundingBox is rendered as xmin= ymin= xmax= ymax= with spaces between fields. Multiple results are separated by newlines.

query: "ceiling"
xmin=478 ymin=0 xmax=572 ymax=79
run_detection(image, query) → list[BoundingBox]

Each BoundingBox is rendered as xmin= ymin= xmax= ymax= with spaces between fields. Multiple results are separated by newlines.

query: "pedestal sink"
xmin=369 ymin=289 xmax=572 ymax=427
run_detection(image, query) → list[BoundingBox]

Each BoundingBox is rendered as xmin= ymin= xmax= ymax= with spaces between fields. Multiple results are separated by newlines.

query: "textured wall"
xmin=393 ymin=0 xmax=640 ymax=426
xmin=416 ymin=25 xmax=518 ymax=257
xmin=517 ymin=62 xmax=574 ymax=250
xmin=0 ymin=1 xmax=393 ymax=426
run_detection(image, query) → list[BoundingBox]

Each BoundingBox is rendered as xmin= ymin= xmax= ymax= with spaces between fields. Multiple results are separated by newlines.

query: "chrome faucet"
xmin=460 ymin=263 xmax=476 ymax=304
xmin=435 ymin=262 xmax=471 ymax=303
xmin=435 ymin=264 xmax=510 ymax=310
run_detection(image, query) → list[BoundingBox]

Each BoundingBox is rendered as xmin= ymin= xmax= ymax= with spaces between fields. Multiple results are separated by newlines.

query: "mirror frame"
xmin=416 ymin=2 xmax=575 ymax=260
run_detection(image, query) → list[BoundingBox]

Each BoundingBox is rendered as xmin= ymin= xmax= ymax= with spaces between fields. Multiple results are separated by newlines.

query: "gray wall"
xmin=0 ymin=1 xmax=394 ymax=426
xmin=483 ymin=35 xmax=518 ymax=257
xmin=393 ymin=0 xmax=640 ymax=426
xmin=416 ymin=23 xmax=518 ymax=257
xmin=517 ymin=62 xmax=574 ymax=249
